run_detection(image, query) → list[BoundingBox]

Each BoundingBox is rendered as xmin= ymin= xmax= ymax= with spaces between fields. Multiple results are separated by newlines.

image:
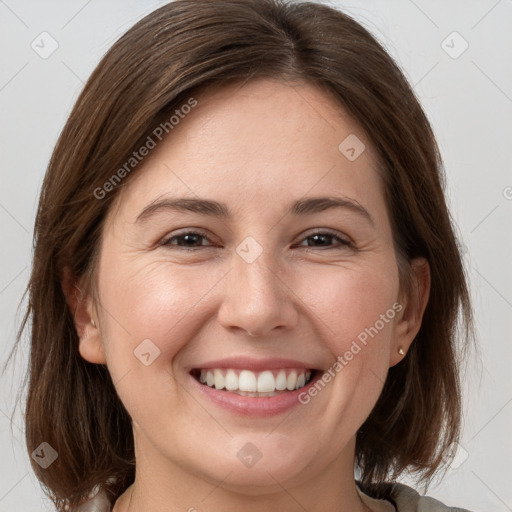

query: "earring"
xmin=91 ymin=318 xmax=96 ymax=327
xmin=398 ymin=347 xmax=405 ymax=356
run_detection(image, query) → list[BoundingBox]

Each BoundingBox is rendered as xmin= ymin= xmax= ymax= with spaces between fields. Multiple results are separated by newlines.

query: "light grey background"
xmin=1 ymin=0 xmax=511 ymax=510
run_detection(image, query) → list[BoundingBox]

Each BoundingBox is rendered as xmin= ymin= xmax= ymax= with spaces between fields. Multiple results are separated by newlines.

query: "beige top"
xmin=355 ymin=481 xmax=473 ymax=512
xmin=74 ymin=481 xmax=474 ymax=511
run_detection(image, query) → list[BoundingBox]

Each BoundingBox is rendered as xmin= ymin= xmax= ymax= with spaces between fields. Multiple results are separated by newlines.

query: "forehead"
xmin=110 ymin=78 xmax=387 ymax=225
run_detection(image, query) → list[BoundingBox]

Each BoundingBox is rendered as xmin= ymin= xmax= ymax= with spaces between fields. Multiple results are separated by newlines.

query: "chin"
xmin=191 ymin=435 xmax=318 ymax=492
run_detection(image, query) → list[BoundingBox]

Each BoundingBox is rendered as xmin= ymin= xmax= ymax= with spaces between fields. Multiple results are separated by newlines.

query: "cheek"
xmin=96 ymin=256 xmax=226 ymax=375
xmin=299 ymin=259 xmax=399 ymax=348
xmin=299 ymin=258 xmax=399 ymax=415
xmin=298 ymin=264 xmax=399 ymax=439
xmin=95 ymin=259 xmax=204 ymax=422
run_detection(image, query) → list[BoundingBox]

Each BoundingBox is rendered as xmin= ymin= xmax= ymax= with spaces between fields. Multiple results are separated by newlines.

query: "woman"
xmin=16 ymin=0 xmax=476 ymax=510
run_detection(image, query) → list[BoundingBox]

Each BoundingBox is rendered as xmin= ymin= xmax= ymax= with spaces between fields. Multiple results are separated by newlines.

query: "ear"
xmin=61 ymin=267 xmax=107 ymax=364
xmin=389 ymin=257 xmax=431 ymax=367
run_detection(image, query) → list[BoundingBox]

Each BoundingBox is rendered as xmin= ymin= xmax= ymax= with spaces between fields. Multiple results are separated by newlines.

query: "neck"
xmin=113 ymin=435 xmax=376 ymax=512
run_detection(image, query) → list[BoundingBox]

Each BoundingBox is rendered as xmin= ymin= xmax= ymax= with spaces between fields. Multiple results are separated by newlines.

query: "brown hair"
xmin=7 ymin=0 xmax=475 ymax=508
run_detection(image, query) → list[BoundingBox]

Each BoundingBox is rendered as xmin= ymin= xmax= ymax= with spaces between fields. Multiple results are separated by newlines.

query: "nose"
xmin=216 ymin=243 xmax=299 ymax=338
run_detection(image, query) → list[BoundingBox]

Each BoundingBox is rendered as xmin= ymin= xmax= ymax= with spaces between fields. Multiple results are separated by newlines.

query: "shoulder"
xmin=356 ymin=479 xmax=475 ymax=512
xmin=388 ymin=481 xmax=475 ymax=512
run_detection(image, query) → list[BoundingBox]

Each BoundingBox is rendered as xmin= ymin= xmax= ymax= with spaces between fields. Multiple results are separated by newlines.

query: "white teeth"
xmin=213 ymin=369 xmax=224 ymax=390
xmin=275 ymin=370 xmax=287 ymax=390
xmin=224 ymin=369 xmax=238 ymax=391
xmin=286 ymin=371 xmax=297 ymax=391
xmin=257 ymin=371 xmax=275 ymax=393
xmin=196 ymin=368 xmax=313 ymax=394
xmin=238 ymin=370 xmax=257 ymax=392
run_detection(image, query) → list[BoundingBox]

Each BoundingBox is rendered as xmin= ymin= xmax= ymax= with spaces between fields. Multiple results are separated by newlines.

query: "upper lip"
xmin=188 ymin=357 xmax=319 ymax=372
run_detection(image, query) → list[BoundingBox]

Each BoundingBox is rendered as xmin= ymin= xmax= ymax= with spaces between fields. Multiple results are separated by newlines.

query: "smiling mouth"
xmin=190 ymin=368 xmax=317 ymax=397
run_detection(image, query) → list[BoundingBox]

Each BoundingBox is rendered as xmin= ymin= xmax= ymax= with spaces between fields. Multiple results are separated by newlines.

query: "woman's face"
xmin=82 ymin=79 xmax=417 ymax=494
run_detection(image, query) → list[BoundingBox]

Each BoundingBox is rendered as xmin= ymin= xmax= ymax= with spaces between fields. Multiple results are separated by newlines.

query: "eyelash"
xmin=160 ymin=229 xmax=353 ymax=251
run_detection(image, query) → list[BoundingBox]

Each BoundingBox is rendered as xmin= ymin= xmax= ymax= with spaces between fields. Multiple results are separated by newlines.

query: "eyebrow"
xmin=135 ymin=195 xmax=374 ymax=226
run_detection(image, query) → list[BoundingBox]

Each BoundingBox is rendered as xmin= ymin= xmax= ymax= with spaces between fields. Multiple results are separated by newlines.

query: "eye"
xmin=296 ymin=230 xmax=353 ymax=249
xmin=160 ymin=230 xmax=214 ymax=250
xmin=160 ymin=229 xmax=353 ymax=251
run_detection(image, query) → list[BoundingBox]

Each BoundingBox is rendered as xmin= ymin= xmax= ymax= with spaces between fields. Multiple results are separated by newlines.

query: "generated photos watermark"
xmin=298 ymin=301 xmax=403 ymax=405
xmin=93 ymin=97 xmax=198 ymax=200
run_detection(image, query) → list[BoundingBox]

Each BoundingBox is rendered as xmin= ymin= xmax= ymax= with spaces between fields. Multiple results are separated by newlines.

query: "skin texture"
xmin=66 ymin=79 xmax=430 ymax=512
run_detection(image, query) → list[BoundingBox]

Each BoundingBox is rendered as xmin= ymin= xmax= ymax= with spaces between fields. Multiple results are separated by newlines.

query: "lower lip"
xmin=188 ymin=371 xmax=322 ymax=417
